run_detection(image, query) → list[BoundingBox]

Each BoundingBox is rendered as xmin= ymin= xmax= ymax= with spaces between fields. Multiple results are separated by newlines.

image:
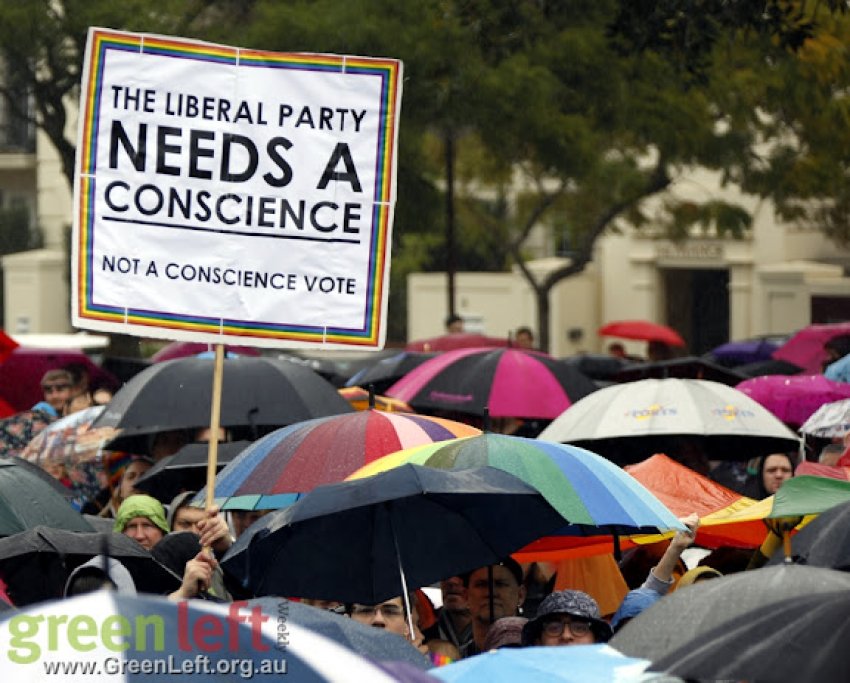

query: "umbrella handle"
xmin=782 ymin=530 xmax=792 ymax=562
xmin=389 ymin=511 xmax=417 ymax=641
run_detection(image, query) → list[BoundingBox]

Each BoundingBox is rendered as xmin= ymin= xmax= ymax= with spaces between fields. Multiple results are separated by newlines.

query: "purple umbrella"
xmin=710 ymin=339 xmax=780 ymax=366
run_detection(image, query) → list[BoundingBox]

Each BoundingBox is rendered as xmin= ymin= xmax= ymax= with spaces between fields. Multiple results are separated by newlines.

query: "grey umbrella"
xmin=652 ymin=590 xmax=850 ymax=683
xmin=95 ymin=356 xmax=353 ymax=451
xmin=611 ymin=564 xmax=850 ymax=663
xmin=767 ymin=499 xmax=850 ymax=571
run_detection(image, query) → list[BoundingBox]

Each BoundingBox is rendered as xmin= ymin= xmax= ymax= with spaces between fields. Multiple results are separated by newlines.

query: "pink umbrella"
xmin=772 ymin=322 xmax=850 ymax=373
xmin=736 ymin=374 xmax=850 ymax=427
xmin=386 ymin=347 xmax=597 ymax=419
xmin=0 ymin=348 xmax=119 ymax=412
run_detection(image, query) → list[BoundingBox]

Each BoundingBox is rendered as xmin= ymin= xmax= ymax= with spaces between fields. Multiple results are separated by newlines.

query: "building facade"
xmin=408 ymin=169 xmax=850 ymax=357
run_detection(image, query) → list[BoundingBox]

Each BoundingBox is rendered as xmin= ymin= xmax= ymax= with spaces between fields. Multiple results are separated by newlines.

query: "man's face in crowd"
xmin=763 ymin=454 xmax=793 ymax=494
xmin=122 ymin=516 xmax=164 ymax=550
xmin=440 ymin=575 xmax=469 ymax=614
xmin=349 ymin=596 xmax=409 ymax=637
xmin=464 ymin=565 xmax=525 ymax=624
xmin=172 ymin=505 xmax=206 ymax=534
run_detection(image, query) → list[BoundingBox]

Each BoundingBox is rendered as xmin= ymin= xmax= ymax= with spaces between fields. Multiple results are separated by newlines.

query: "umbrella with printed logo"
xmin=0 ymin=591 xmax=402 ymax=682
xmin=538 ymin=378 xmax=801 ymax=465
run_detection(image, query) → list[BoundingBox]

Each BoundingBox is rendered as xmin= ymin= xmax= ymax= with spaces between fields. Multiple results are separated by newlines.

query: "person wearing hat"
xmin=114 ymin=494 xmax=170 ymax=550
xmin=521 ymin=589 xmax=613 ymax=646
xmin=461 ymin=557 xmax=526 ymax=658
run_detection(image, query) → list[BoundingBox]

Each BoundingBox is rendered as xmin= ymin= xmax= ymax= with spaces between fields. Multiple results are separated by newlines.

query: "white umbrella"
xmin=799 ymin=398 xmax=850 ymax=439
xmin=538 ymin=378 xmax=801 ymax=465
xmin=0 ymin=590 xmax=401 ymax=682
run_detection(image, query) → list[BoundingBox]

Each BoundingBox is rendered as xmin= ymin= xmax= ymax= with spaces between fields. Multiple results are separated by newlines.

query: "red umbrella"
xmin=736 ymin=374 xmax=850 ymax=427
xmin=599 ymin=320 xmax=686 ymax=347
xmin=406 ymin=332 xmax=509 ymax=352
xmin=0 ymin=331 xmax=18 ymax=364
xmin=772 ymin=322 xmax=850 ymax=373
xmin=0 ymin=348 xmax=119 ymax=412
xmin=386 ymin=347 xmax=597 ymax=420
xmin=200 ymin=411 xmax=481 ymax=509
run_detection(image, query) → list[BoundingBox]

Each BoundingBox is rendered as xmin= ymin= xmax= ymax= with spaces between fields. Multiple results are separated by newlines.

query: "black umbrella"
xmin=95 ymin=356 xmax=353 ymax=450
xmin=736 ymin=357 xmax=803 ymax=377
xmin=560 ymin=353 xmax=629 ymax=381
xmin=653 ymin=590 xmax=850 ymax=682
xmin=221 ymin=464 xmax=565 ymax=604
xmin=767 ymin=499 xmax=850 ymax=570
xmin=248 ymin=598 xmax=431 ymax=670
xmin=345 ymin=351 xmax=439 ymax=394
xmin=612 ymin=356 xmax=748 ymax=387
xmin=0 ymin=526 xmax=181 ymax=606
xmin=133 ymin=441 xmax=251 ymax=503
xmin=0 ymin=457 xmax=93 ymax=537
xmin=611 ymin=564 xmax=850 ymax=663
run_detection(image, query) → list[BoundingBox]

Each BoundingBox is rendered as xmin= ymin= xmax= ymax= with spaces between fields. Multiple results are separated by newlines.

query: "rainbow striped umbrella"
xmin=349 ymin=433 xmax=685 ymax=535
xmin=200 ymin=411 xmax=480 ymax=510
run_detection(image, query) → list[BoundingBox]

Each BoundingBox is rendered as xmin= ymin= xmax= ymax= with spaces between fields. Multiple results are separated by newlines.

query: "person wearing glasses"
xmin=521 ymin=590 xmax=613 ymax=646
xmin=348 ymin=595 xmax=416 ymax=639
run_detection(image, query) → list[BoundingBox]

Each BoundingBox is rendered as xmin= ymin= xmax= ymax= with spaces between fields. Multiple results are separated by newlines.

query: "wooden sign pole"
xmin=204 ymin=344 xmax=225 ymax=515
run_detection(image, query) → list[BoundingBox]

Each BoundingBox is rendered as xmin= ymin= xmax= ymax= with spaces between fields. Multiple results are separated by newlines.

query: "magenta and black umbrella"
xmin=386 ymin=347 xmax=597 ymax=420
xmin=345 ymin=351 xmax=438 ymax=394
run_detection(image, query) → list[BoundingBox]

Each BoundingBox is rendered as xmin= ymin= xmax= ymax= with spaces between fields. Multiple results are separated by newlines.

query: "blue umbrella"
xmin=353 ymin=434 xmax=687 ymax=536
xmin=0 ymin=590 xmax=402 ymax=681
xmin=430 ymin=644 xmax=654 ymax=682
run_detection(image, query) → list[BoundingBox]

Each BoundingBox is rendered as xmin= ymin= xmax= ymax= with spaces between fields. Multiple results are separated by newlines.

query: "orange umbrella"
xmin=337 ymin=386 xmax=413 ymax=413
xmin=625 ymin=454 xmax=765 ymax=547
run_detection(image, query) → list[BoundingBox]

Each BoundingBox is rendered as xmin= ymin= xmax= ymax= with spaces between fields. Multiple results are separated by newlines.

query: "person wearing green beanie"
xmin=114 ymin=494 xmax=170 ymax=550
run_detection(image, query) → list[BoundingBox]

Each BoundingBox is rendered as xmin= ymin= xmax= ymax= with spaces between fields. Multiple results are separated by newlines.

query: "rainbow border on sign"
xmin=76 ymin=30 xmax=400 ymax=347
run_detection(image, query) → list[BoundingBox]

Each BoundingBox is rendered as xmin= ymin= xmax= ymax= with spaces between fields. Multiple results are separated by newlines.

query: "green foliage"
xmin=4 ymin=0 xmax=850 ymax=348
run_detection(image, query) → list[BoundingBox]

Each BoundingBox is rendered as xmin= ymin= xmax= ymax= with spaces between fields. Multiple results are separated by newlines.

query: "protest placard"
xmin=72 ymin=28 xmax=402 ymax=349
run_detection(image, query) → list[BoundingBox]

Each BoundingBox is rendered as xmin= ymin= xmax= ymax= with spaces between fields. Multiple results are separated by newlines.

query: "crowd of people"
xmin=0 ymin=330 xmax=848 ymax=675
